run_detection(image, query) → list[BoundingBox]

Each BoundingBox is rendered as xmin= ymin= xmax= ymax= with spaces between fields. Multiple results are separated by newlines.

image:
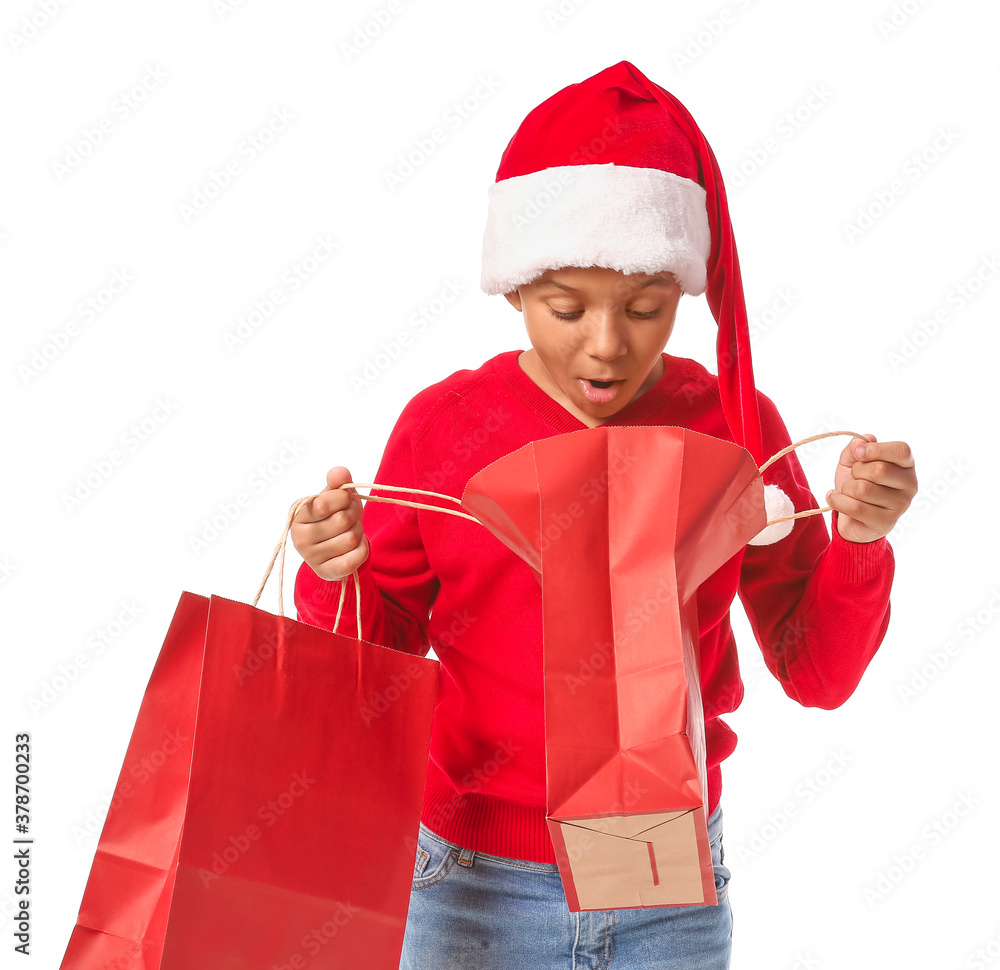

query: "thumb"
xmin=842 ymin=432 xmax=877 ymax=464
xmin=325 ymin=466 xmax=356 ymax=491
xmin=837 ymin=432 xmax=877 ymax=472
xmin=832 ymin=433 xmax=876 ymax=495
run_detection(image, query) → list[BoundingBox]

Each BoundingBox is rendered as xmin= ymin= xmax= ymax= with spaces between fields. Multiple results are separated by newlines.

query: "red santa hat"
xmin=481 ymin=60 xmax=768 ymax=478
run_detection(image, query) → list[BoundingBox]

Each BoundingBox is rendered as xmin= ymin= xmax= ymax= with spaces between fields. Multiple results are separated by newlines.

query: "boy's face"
xmin=505 ymin=266 xmax=682 ymax=425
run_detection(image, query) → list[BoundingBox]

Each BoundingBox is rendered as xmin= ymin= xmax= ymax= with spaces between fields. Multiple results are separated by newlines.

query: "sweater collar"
xmin=493 ymin=349 xmax=686 ymax=433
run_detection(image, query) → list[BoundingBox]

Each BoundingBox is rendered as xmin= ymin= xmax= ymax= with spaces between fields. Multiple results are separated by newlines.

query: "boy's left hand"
xmin=825 ymin=434 xmax=918 ymax=543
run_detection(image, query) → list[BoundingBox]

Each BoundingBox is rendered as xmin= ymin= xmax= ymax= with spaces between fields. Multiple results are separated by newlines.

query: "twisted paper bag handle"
xmin=253 ymin=429 xmax=869 ymax=630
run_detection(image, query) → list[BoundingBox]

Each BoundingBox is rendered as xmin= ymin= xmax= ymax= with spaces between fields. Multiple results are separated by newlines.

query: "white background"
xmin=2 ymin=0 xmax=998 ymax=967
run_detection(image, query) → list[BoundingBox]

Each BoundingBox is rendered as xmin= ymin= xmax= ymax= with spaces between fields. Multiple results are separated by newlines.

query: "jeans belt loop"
xmin=457 ymin=846 xmax=476 ymax=867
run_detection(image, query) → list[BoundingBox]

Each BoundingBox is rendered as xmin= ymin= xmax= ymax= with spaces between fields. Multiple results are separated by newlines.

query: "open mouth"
xmin=579 ymin=377 xmax=624 ymax=405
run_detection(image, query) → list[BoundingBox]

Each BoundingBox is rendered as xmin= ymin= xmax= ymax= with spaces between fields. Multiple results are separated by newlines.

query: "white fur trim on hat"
xmin=480 ymin=163 xmax=711 ymax=297
xmin=747 ymin=484 xmax=795 ymax=546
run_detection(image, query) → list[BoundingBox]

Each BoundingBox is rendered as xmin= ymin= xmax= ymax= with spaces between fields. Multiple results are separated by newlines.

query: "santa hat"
xmin=481 ymin=60 xmax=794 ymax=544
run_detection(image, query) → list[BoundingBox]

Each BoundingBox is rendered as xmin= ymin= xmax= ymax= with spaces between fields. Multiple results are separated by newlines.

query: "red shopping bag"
xmin=463 ymin=425 xmax=766 ymax=910
xmin=60 ymin=585 xmax=438 ymax=968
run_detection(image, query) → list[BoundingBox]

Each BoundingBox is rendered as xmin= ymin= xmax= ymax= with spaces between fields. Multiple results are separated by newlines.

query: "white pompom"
xmin=747 ymin=484 xmax=795 ymax=546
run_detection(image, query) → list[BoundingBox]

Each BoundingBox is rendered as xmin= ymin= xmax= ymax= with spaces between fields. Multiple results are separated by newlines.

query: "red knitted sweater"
xmin=294 ymin=350 xmax=894 ymax=863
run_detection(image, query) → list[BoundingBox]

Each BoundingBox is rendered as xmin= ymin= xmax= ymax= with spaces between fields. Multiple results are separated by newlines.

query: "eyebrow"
xmin=537 ymin=276 xmax=670 ymax=292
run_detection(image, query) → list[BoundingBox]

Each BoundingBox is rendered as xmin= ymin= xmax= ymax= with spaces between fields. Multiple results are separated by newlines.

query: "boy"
xmin=292 ymin=61 xmax=916 ymax=969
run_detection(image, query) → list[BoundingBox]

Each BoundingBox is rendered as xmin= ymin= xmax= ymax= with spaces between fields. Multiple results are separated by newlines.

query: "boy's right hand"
xmin=290 ymin=466 xmax=370 ymax=581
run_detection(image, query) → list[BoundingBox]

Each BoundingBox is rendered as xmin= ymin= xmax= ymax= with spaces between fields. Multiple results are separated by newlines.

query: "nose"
xmin=582 ymin=310 xmax=628 ymax=361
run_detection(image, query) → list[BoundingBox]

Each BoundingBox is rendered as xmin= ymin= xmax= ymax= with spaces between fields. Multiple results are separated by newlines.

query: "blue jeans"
xmin=398 ymin=805 xmax=732 ymax=969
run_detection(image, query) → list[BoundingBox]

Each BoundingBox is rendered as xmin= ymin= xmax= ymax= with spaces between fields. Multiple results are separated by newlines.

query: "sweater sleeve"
xmin=293 ymin=396 xmax=439 ymax=657
xmin=736 ymin=391 xmax=895 ymax=709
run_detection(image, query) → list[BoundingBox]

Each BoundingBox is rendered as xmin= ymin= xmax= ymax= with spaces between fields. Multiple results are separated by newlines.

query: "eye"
xmin=545 ymin=307 xmax=662 ymax=321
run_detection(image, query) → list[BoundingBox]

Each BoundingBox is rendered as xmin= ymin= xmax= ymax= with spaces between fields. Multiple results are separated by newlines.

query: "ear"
xmin=503 ymin=289 xmax=523 ymax=312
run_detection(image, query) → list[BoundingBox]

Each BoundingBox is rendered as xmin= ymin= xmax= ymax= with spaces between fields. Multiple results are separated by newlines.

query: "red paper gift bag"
xmin=60 ymin=588 xmax=438 ymax=969
xmin=463 ymin=425 xmax=767 ymax=911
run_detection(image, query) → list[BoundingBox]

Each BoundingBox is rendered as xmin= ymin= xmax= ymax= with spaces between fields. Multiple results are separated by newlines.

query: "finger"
xmin=312 ymin=533 xmax=370 ymax=581
xmin=850 ymin=459 xmax=918 ymax=493
xmin=307 ymin=519 xmax=366 ymax=563
xmin=294 ymin=471 xmax=360 ymax=524
xmin=838 ymin=477 xmax=905 ymax=512
xmin=293 ymin=498 xmax=363 ymax=545
xmin=825 ymin=489 xmax=895 ymax=536
xmin=293 ymin=490 xmax=351 ymax=524
xmin=854 ymin=439 xmax=914 ymax=468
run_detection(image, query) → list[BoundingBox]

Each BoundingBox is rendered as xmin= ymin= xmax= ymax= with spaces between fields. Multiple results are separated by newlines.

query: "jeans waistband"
xmin=417 ymin=803 xmax=724 ymax=872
